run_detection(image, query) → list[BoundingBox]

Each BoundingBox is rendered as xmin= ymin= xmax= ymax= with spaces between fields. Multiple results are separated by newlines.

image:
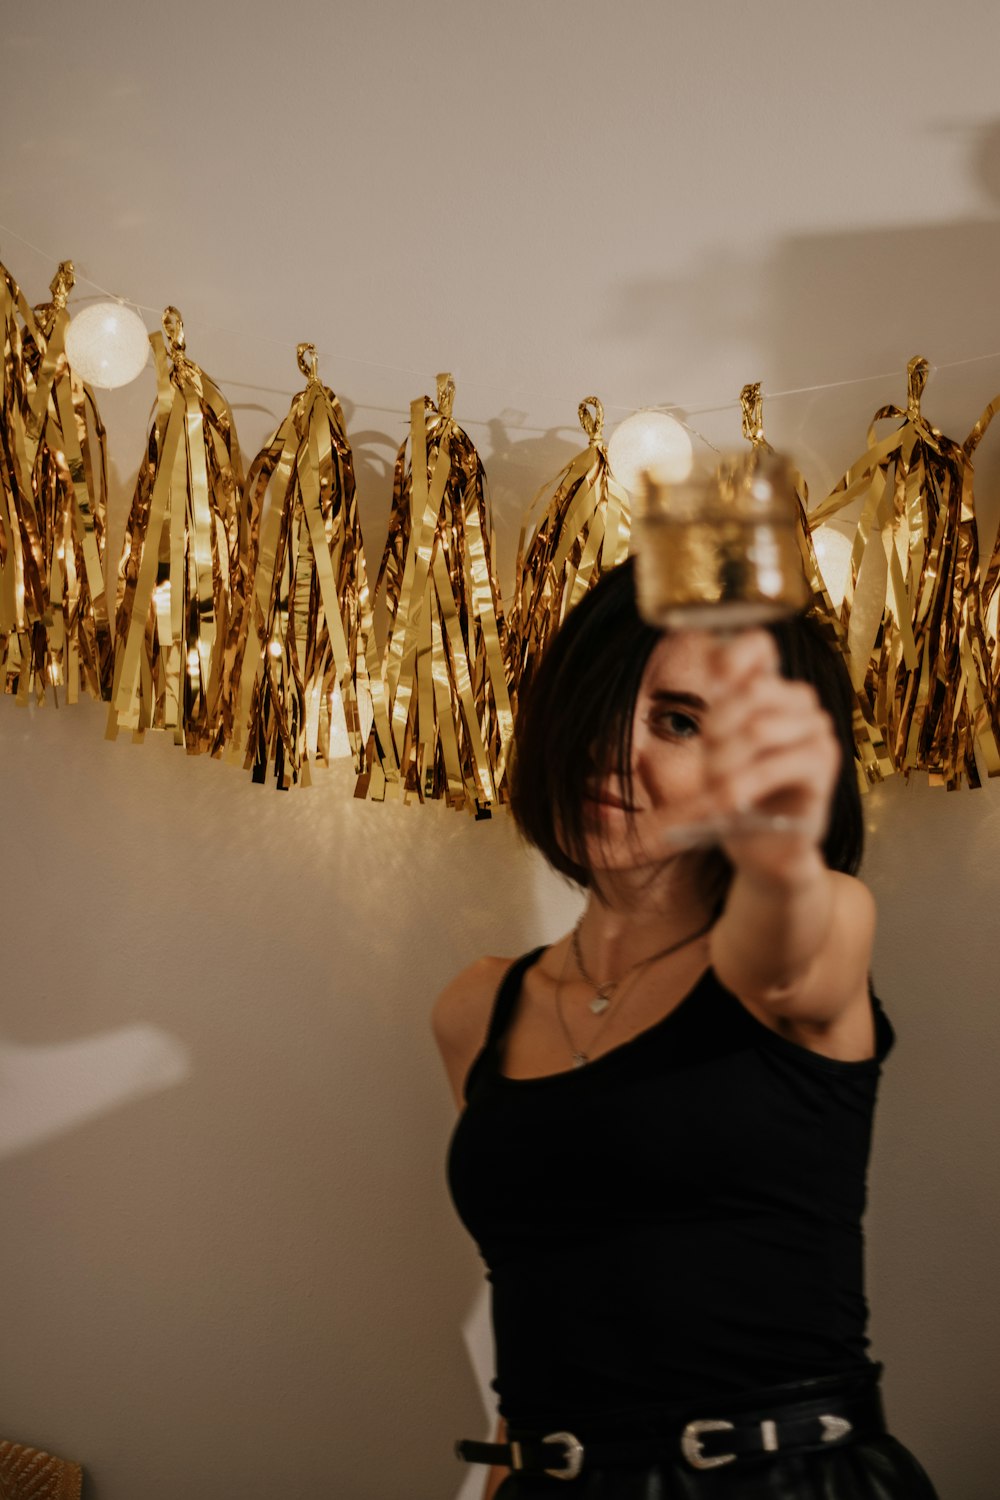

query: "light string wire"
xmin=5 ymin=220 xmax=1000 ymax=449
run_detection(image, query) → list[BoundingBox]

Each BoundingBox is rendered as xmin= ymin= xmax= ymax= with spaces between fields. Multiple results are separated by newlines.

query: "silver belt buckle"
xmin=681 ymin=1418 xmax=737 ymax=1470
xmin=820 ymin=1414 xmax=853 ymax=1443
xmin=542 ymin=1430 xmax=584 ymax=1480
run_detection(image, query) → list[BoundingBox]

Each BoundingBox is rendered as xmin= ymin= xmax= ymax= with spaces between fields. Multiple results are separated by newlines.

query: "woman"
xmin=434 ymin=559 xmax=938 ymax=1498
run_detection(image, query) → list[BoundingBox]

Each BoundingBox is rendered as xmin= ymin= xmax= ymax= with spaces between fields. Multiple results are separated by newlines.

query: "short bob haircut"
xmin=509 ymin=557 xmax=863 ymax=901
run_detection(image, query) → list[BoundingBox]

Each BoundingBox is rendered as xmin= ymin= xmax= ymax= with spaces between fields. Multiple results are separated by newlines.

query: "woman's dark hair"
xmin=509 ymin=557 xmax=863 ymax=899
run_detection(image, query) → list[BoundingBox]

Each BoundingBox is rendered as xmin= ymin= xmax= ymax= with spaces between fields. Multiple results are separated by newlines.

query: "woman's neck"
xmin=576 ymin=859 xmax=715 ymax=979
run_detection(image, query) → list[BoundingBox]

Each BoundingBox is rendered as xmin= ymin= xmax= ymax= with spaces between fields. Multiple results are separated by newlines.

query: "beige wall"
xmin=1 ymin=1 xmax=999 ymax=1495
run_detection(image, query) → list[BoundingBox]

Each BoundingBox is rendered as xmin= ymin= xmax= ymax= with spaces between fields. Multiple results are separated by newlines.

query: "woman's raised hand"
xmin=693 ymin=630 xmax=840 ymax=873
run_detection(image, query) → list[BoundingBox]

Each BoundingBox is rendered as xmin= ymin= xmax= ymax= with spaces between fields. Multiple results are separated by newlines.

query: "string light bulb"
xmin=607 ymin=410 xmax=694 ymax=493
xmin=64 ymin=302 xmax=150 ymax=389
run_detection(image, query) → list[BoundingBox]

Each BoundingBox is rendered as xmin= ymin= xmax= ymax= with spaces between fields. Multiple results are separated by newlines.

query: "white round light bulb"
xmin=64 ymin=302 xmax=150 ymax=389
xmin=607 ymin=410 xmax=694 ymax=493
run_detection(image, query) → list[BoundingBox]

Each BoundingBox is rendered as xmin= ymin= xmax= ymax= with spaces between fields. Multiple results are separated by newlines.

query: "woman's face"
xmin=582 ymin=630 xmax=717 ymax=874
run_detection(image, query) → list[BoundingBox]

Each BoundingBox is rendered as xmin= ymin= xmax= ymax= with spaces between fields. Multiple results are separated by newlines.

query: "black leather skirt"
xmin=495 ymin=1435 xmax=939 ymax=1498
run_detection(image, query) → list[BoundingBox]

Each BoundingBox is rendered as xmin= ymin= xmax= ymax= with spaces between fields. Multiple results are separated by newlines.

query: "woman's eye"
xmin=651 ymin=708 xmax=699 ymax=739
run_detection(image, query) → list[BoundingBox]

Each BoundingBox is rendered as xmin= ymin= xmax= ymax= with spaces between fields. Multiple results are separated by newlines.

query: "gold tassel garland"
xmin=366 ymin=373 xmax=511 ymax=813
xmin=510 ymin=395 xmax=629 ymax=706
xmin=107 ymin=307 xmax=243 ymax=754
xmin=0 ymin=258 xmax=38 ymax=695
xmin=3 ymin=235 xmax=1000 ymax=814
xmin=0 ymin=259 xmax=111 ymax=704
xmin=808 ymin=357 xmax=1000 ymax=787
xmin=965 ymin=391 xmax=1000 ymax=687
xmin=233 ymin=343 xmax=394 ymax=790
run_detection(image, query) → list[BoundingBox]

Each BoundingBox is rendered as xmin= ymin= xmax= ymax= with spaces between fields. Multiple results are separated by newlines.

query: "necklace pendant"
xmin=589 ymin=994 xmax=611 ymax=1016
xmin=572 ymin=1052 xmax=588 ymax=1068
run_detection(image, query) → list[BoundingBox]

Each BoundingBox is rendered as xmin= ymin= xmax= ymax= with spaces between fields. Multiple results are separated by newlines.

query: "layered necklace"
xmin=555 ymin=917 xmax=714 ymax=1068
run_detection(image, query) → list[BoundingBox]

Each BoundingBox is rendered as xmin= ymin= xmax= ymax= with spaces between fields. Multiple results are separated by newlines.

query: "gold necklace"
xmin=571 ymin=919 xmax=714 ymax=1015
xmin=556 ymin=918 xmax=714 ymax=1067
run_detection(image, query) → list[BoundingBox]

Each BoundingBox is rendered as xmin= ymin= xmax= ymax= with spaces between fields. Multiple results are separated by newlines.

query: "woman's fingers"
xmin=709 ymin=734 xmax=840 ymax=824
xmin=704 ymin=676 xmax=822 ymax=750
xmin=696 ymin=657 xmax=840 ymax=835
xmin=703 ymin=670 xmax=837 ymax=782
xmin=638 ymin=628 xmax=842 ymax=858
xmin=705 ymin=628 xmax=781 ymax=691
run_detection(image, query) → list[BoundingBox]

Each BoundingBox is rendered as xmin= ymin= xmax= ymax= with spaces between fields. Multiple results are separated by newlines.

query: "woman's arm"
xmin=431 ymin=970 xmax=514 ymax=1496
xmin=432 ymin=957 xmax=512 ymax=1108
xmin=696 ymin=632 xmax=876 ymax=1043
xmin=712 ymin=858 xmax=875 ymax=1031
xmin=481 ymin=1418 xmax=509 ymax=1500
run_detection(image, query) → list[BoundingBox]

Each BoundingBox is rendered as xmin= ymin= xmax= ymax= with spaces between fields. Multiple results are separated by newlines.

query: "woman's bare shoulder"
xmin=431 ymin=955 xmax=520 ymax=1107
xmin=431 ymin=955 xmax=516 ymax=1048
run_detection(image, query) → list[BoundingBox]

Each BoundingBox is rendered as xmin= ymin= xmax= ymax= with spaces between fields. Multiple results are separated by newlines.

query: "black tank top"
xmin=447 ymin=949 xmax=895 ymax=1426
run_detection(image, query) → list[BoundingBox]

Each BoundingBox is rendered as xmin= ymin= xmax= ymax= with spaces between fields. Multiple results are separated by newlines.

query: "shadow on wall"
xmin=603 ymin=117 xmax=1000 ymax=533
xmin=95 ymin=119 xmax=1000 ymax=616
xmin=0 ymin=1026 xmax=190 ymax=1160
xmin=0 ymin=691 xmax=545 ymax=1500
xmin=479 ymin=416 xmax=583 ymax=585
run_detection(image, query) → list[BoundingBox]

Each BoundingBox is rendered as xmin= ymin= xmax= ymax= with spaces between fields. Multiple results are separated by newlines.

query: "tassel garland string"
xmin=4 ymin=233 xmax=1000 ymax=805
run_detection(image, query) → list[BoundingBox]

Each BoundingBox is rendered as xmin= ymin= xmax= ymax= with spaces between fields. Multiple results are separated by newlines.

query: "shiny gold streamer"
xmin=740 ymin=383 xmax=892 ymax=784
xmin=107 ymin=307 xmax=243 ymax=754
xmin=0 ymin=259 xmax=111 ymax=704
xmin=366 ymin=373 xmax=511 ymax=813
xmin=510 ymin=395 xmax=630 ymax=705
xmin=965 ymin=392 xmax=1000 ymax=683
xmin=0 ymin=259 xmax=37 ymax=694
xmin=233 ymin=343 xmax=395 ymax=789
xmin=808 ymin=358 xmax=999 ymax=787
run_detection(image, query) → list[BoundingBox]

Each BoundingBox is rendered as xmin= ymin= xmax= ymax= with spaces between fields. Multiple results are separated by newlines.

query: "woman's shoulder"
xmin=431 ymin=955 xmax=515 ymax=1042
xmin=431 ymin=955 xmax=520 ymax=1108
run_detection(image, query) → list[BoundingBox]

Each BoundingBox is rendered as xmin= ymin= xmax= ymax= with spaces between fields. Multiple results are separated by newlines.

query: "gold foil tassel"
xmin=809 ymin=357 xmax=999 ymax=787
xmin=740 ymin=383 xmax=892 ymax=784
xmin=0 ymin=257 xmax=38 ymax=695
xmin=233 ymin=343 xmax=394 ymax=790
xmin=107 ymin=307 xmax=243 ymax=754
xmin=965 ymin=392 xmax=1000 ymax=693
xmin=0 ymin=259 xmax=111 ymax=704
xmin=367 ymin=373 xmax=512 ymax=813
xmin=510 ymin=395 xmax=630 ymax=705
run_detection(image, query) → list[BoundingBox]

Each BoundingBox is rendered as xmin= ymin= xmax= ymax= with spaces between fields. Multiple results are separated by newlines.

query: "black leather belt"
xmin=455 ymin=1380 xmax=885 ymax=1480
